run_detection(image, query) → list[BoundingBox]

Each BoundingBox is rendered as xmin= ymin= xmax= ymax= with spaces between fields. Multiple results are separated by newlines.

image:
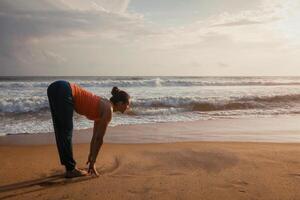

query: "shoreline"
xmin=2 ymin=115 xmax=300 ymax=145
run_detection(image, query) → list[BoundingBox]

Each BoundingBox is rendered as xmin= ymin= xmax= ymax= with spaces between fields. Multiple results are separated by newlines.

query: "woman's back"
xmin=70 ymin=83 xmax=101 ymax=120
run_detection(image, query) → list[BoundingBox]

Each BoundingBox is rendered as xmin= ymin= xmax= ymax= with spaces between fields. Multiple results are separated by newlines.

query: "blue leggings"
xmin=47 ymin=80 xmax=76 ymax=171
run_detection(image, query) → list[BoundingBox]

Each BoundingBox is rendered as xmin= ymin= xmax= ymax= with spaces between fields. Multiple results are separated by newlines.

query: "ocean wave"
xmin=0 ymin=96 xmax=48 ymax=113
xmin=132 ymin=94 xmax=300 ymax=112
xmin=162 ymin=79 xmax=300 ymax=87
xmin=132 ymin=97 xmax=256 ymax=112
xmin=0 ymin=79 xmax=164 ymax=89
xmin=2 ymin=78 xmax=300 ymax=88
xmin=2 ymin=93 xmax=300 ymax=114
xmin=240 ymin=94 xmax=300 ymax=103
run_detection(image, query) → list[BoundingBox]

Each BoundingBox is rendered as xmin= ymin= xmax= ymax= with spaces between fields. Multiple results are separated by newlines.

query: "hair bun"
xmin=111 ymin=86 xmax=120 ymax=96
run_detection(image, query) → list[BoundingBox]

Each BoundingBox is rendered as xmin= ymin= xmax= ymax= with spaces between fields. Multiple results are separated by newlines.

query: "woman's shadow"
xmin=0 ymin=172 xmax=95 ymax=200
xmin=0 ymin=158 xmax=120 ymax=200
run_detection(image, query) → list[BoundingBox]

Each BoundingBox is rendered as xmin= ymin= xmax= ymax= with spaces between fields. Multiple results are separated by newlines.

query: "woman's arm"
xmin=87 ymin=120 xmax=109 ymax=176
xmin=87 ymin=108 xmax=112 ymax=176
xmin=90 ymin=120 xmax=108 ymax=157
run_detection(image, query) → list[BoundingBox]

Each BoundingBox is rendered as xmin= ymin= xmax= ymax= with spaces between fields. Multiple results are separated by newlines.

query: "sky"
xmin=0 ymin=0 xmax=300 ymax=76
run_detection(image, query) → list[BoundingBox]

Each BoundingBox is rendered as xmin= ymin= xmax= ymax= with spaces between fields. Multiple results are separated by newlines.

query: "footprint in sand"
xmin=142 ymin=149 xmax=238 ymax=173
xmin=100 ymin=156 xmax=121 ymax=175
xmin=128 ymin=187 xmax=165 ymax=195
xmin=231 ymin=180 xmax=249 ymax=193
xmin=289 ymin=173 xmax=300 ymax=178
xmin=215 ymin=180 xmax=249 ymax=193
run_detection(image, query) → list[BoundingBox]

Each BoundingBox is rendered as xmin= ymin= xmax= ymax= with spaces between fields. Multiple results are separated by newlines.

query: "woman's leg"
xmin=47 ymin=80 xmax=76 ymax=171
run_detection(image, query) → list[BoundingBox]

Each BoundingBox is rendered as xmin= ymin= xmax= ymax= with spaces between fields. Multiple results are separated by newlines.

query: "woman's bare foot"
xmin=65 ymin=168 xmax=88 ymax=178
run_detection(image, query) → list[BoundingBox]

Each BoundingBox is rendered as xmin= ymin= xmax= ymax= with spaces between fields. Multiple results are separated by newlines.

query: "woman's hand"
xmin=86 ymin=160 xmax=100 ymax=176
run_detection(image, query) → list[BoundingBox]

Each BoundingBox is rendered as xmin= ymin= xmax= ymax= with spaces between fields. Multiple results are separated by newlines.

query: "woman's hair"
xmin=110 ymin=87 xmax=130 ymax=105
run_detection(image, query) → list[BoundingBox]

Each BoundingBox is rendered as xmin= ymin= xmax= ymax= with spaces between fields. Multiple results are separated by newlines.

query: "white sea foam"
xmin=0 ymin=96 xmax=48 ymax=113
xmin=2 ymin=77 xmax=300 ymax=89
xmin=2 ymin=76 xmax=300 ymax=135
xmin=2 ymin=93 xmax=300 ymax=114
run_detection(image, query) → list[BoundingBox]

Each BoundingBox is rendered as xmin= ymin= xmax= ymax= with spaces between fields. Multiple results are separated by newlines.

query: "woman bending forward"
xmin=47 ymin=80 xmax=130 ymax=178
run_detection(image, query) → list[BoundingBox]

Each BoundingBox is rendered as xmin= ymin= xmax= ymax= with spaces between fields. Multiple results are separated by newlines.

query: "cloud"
xmin=217 ymin=62 xmax=230 ymax=68
xmin=212 ymin=19 xmax=263 ymax=27
xmin=134 ymin=0 xmax=291 ymax=51
xmin=0 ymin=0 xmax=152 ymax=74
xmin=0 ymin=0 xmax=131 ymax=12
xmin=1 ymin=0 xmax=300 ymax=76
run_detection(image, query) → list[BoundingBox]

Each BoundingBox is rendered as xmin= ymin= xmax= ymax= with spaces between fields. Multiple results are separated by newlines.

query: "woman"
xmin=47 ymin=80 xmax=130 ymax=178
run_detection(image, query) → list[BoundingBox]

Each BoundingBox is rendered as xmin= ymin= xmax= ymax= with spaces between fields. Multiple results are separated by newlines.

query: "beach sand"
xmin=1 ymin=143 xmax=300 ymax=199
xmin=1 ymin=120 xmax=300 ymax=200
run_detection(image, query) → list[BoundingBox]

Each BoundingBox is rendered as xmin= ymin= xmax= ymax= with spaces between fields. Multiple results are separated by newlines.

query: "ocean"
xmin=2 ymin=76 xmax=300 ymax=136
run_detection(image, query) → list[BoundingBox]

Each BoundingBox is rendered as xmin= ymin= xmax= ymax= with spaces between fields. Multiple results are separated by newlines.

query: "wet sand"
xmin=2 ymin=116 xmax=300 ymax=145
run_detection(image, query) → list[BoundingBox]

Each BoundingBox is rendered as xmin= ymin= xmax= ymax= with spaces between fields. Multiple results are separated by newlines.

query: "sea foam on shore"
xmin=2 ymin=76 xmax=300 ymax=135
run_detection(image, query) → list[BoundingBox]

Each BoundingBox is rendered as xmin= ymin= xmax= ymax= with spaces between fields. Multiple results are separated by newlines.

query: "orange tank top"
xmin=70 ymin=83 xmax=101 ymax=120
